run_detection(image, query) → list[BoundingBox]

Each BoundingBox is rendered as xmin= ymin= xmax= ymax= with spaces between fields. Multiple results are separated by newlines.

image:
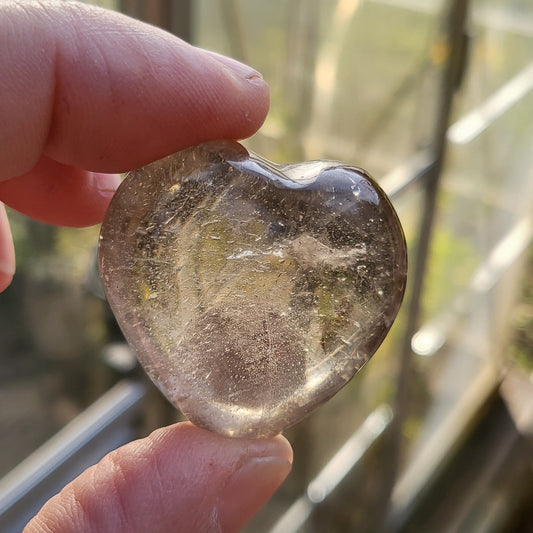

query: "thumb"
xmin=25 ymin=422 xmax=292 ymax=533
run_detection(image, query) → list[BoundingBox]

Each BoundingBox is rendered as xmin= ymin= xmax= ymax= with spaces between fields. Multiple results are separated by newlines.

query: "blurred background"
xmin=1 ymin=0 xmax=532 ymax=531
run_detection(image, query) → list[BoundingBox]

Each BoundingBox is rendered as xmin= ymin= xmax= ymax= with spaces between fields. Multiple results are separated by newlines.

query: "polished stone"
xmin=98 ymin=141 xmax=407 ymax=438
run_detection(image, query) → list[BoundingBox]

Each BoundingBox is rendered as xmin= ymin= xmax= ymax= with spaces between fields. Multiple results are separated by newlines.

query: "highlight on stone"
xmin=98 ymin=140 xmax=407 ymax=438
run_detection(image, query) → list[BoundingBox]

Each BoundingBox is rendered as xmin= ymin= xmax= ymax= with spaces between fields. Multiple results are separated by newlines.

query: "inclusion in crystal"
xmin=98 ymin=140 xmax=407 ymax=438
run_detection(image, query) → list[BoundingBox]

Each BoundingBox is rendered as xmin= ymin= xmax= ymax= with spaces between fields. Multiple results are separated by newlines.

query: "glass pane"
xmin=195 ymin=0 xmax=444 ymax=174
xmin=394 ymin=0 xmax=533 ymax=526
xmin=194 ymin=1 xmax=532 ymax=530
xmin=195 ymin=1 xmax=448 ymax=531
xmin=2 ymin=1 xmax=531 ymax=531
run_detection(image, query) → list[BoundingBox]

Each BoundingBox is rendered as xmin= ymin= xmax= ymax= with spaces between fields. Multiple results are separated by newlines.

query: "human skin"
xmin=0 ymin=1 xmax=292 ymax=531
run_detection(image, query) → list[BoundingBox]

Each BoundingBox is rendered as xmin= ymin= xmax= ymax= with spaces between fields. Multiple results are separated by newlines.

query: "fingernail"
xmin=217 ymin=454 xmax=292 ymax=531
xmin=94 ymin=173 xmax=122 ymax=195
xmin=206 ymin=50 xmax=265 ymax=82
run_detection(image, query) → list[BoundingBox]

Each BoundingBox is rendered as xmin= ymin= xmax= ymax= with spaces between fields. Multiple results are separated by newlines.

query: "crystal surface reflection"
xmin=98 ymin=141 xmax=407 ymax=438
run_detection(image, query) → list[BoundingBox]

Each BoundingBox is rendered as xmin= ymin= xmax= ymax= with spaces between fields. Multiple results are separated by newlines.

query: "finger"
xmin=0 ymin=156 xmax=121 ymax=227
xmin=1 ymin=1 xmax=269 ymax=179
xmin=0 ymin=203 xmax=15 ymax=291
xmin=25 ymin=422 xmax=293 ymax=533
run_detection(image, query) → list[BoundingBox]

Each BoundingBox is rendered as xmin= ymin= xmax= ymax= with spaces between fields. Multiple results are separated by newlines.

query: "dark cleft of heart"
xmin=99 ymin=140 xmax=407 ymax=438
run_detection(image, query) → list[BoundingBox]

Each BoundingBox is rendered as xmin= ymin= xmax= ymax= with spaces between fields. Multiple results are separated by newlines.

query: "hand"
xmin=0 ymin=2 xmax=292 ymax=531
xmin=0 ymin=0 xmax=269 ymax=290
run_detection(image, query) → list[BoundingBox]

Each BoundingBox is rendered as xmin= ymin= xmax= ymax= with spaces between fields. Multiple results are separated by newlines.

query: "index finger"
xmin=0 ymin=0 xmax=269 ymax=179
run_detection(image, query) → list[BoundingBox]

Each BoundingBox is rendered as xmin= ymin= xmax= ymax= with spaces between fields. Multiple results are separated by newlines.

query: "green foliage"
xmin=423 ymin=225 xmax=479 ymax=320
xmin=509 ymin=244 xmax=533 ymax=372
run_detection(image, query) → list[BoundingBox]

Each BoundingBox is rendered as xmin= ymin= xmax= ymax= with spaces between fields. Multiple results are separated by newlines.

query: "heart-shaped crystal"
xmin=99 ymin=140 xmax=407 ymax=438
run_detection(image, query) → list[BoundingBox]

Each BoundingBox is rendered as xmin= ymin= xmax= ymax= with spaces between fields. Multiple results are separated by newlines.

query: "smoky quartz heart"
xmin=98 ymin=140 xmax=407 ymax=438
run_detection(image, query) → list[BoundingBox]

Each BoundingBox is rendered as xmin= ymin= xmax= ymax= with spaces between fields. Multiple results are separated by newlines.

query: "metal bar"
xmin=269 ymin=405 xmax=393 ymax=533
xmin=448 ymin=61 xmax=533 ymax=144
xmin=386 ymin=365 xmax=499 ymax=531
xmin=378 ymin=2 xmax=471 ymax=530
xmin=0 ymin=380 xmax=146 ymax=533
xmin=381 ymin=149 xmax=435 ymax=200
xmin=369 ymin=0 xmax=533 ymax=38
xmin=219 ymin=0 xmax=249 ymax=63
xmin=120 ymin=0 xmax=193 ymax=41
xmin=412 ymin=214 xmax=533 ymax=357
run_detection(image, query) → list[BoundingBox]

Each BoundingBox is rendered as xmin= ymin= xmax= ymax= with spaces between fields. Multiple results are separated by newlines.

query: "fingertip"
xmin=164 ymin=423 xmax=293 ymax=533
xmin=39 ymin=5 xmax=271 ymax=172
xmin=217 ymin=440 xmax=292 ymax=533
xmin=26 ymin=421 xmax=292 ymax=533
xmin=204 ymin=50 xmax=271 ymax=122
xmin=154 ymin=422 xmax=292 ymax=466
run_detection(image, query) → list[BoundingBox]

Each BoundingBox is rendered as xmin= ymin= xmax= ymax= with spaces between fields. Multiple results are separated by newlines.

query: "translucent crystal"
xmin=98 ymin=140 xmax=407 ymax=438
